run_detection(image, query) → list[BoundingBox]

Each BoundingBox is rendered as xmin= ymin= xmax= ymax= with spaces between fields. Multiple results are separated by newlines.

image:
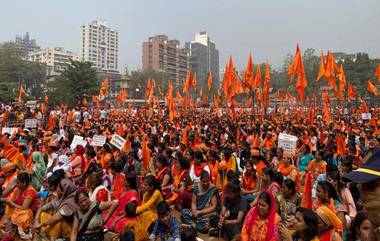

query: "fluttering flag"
xmin=374 ymin=64 xmax=380 ymax=82
xmin=243 ymin=54 xmax=254 ymax=93
xmin=336 ymin=64 xmax=346 ymax=100
xmin=254 ymin=64 xmax=261 ymax=90
xmin=100 ymin=79 xmax=109 ymax=96
xmin=18 ymin=85 xmax=26 ymax=102
xmin=347 ymin=83 xmax=356 ymax=101
xmin=183 ymin=72 xmax=194 ymax=93
xmin=322 ymin=89 xmax=331 ymax=124
xmin=145 ymin=79 xmax=152 ymax=100
xmin=222 ymin=64 xmax=229 ymax=96
xmin=117 ymin=89 xmax=127 ymax=104
xmin=207 ymin=72 xmax=213 ymax=93
xmin=317 ymin=50 xmax=326 ymax=81
xmin=263 ymin=63 xmax=271 ymax=107
xmin=324 ymin=52 xmax=339 ymax=92
xmin=167 ymin=83 xmax=177 ymax=121
xmin=288 ymin=44 xmax=307 ymax=102
xmin=141 ymin=138 xmax=151 ymax=171
xmin=368 ymin=80 xmax=378 ymax=96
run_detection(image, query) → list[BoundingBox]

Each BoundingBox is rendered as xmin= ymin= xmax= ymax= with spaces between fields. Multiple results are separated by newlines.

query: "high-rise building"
xmin=80 ymin=20 xmax=119 ymax=73
xmin=185 ymin=32 xmax=219 ymax=91
xmin=142 ymin=35 xmax=190 ymax=86
xmin=28 ymin=47 xmax=80 ymax=77
xmin=15 ymin=32 xmax=40 ymax=59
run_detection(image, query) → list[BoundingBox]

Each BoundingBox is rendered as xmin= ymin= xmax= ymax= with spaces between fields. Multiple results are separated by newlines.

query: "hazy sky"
xmin=1 ymin=0 xmax=379 ymax=72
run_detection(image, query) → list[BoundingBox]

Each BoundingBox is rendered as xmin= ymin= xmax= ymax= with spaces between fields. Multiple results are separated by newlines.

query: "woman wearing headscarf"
xmin=241 ymin=191 xmax=281 ymax=241
xmin=27 ymin=151 xmax=46 ymax=191
xmin=315 ymin=206 xmax=343 ymax=241
xmin=33 ymin=175 xmax=78 ymax=240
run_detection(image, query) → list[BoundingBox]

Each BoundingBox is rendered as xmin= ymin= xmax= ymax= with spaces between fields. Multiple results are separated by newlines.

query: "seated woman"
xmin=154 ymin=154 xmax=172 ymax=199
xmin=0 ymin=172 xmax=40 ymax=239
xmin=277 ymin=154 xmax=299 ymax=191
xmin=219 ymin=182 xmax=249 ymax=241
xmin=33 ymin=171 xmax=78 ymax=240
xmin=241 ymin=191 xmax=281 ymax=241
xmin=315 ymin=206 xmax=343 ymax=241
xmin=278 ymin=207 xmax=319 ymax=241
xmin=104 ymin=171 xmax=140 ymax=232
xmin=351 ymin=212 xmax=375 ymax=241
xmin=241 ymin=160 xmax=259 ymax=203
xmin=261 ymin=167 xmax=282 ymax=197
xmin=166 ymin=156 xmax=192 ymax=209
xmin=181 ymin=170 xmax=220 ymax=233
xmin=110 ymin=161 xmax=125 ymax=200
xmin=136 ymin=174 xmax=163 ymax=240
xmin=87 ymin=172 xmax=110 ymax=202
xmin=70 ymin=189 xmax=118 ymax=241
xmin=276 ymin=179 xmax=301 ymax=228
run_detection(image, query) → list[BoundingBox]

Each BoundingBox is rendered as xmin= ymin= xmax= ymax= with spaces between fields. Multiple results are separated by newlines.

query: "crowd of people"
xmin=0 ymin=102 xmax=379 ymax=241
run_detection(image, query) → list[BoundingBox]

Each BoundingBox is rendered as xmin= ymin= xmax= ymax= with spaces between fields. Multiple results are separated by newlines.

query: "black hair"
xmin=86 ymin=148 xmax=97 ymax=158
xmin=124 ymin=201 xmax=137 ymax=218
xmin=304 ymin=145 xmax=311 ymax=153
xmin=263 ymin=167 xmax=283 ymax=185
xmin=226 ymin=170 xmax=240 ymax=185
xmin=155 ymin=154 xmax=168 ymax=167
xmin=47 ymin=169 xmax=65 ymax=190
xmin=294 ymin=207 xmax=319 ymax=241
xmin=74 ymin=189 xmax=89 ymax=204
xmin=326 ymin=162 xmax=338 ymax=173
xmin=317 ymin=181 xmax=340 ymax=201
xmin=119 ymin=231 xmax=135 ymax=241
xmin=326 ymin=171 xmax=345 ymax=193
xmin=17 ymin=172 xmax=31 ymax=185
xmin=144 ymin=175 xmax=161 ymax=193
xmin=178 ymin=156 xmax=190 ymax=170
xmin=156 ymin=201 xmax=170 ymax=216
xmin=258 ymin=192 xmax=272 ymax=206
xmin=193 ymin=151 xmax=203 ymax=161
xmin=125 ymin=171 xmax=138 ymax=190
xmin=283 ymin=179 xmax=296 ymax=195
xmin=89 ymin=172 xmax=103 ymax=189
xmin=351 ymin=211 xmax=371 ymax=240
xmin=110 ymin=161 xmax=124 ymax=173
xmin=200 ymin=170 xmax=210 ymax=181
xmin=181 ymin=226 xmax=197 ymax=241
xmin=226 ymin=182 xmax=240 ymax=194
xmin=103 ymin=143 xmax=112 ymax=153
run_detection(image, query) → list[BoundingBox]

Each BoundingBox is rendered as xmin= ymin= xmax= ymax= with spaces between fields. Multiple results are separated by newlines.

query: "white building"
xmin=80 ymin=20 xmax=119 ymax=73
xmin=28 ymin=47 xmax=79 ymax=77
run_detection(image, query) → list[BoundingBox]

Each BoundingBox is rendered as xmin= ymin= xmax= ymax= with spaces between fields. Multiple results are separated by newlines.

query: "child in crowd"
xmin=149 ymin=201 xmax=181 ymax=241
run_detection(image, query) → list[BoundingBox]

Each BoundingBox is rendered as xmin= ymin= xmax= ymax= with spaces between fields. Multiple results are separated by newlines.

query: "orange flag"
xmin=288 ymin=44 xmax=307 ymax=102
xmin=141 ymin=138 xmax=151 ymax=171
xmin=18 ymin=85 xmax=26 ymax=102
xmin=347 ymin=83 xmax=356 ymax=101
xmin=368 ymin=80 xmax=378 ymax=96
xmin=214 ymin=92 xmax=220 ymax=117
xmin=275 ymin=90 xmax=283 ymax=100
xmin=243 ymin=54 xmax=254 ymax=92
xmin=167 ymin=83 xmax=177 ymax=121
xmin=145 ymin=79 xmax=152 ymax=100
xmin=101 ymin=79 xmax=109 ymax=96
xmin=336 ymin=64 xmax=346 ymax=99
xmin=324 ymin=52 xmax=338 ymax=92
xmin=336 ymin=134 xmax=346 ymax=157
xmin=92 ymin=95 xmax=99 ymax=106
xmin=192 ymin=73 xmax=197 ymax=92
xmin=263 ymin=63 xmax=271 ymax=107
xmin=288 ymin=44 xmax=301 ymax=83
xmin=183 ymin=72 xmax=193 ymax=93
xmin=254 ymin=64 xmax=261 ymax=90
xmin=181 ymin=126 xmax=189 ymax=145
xmin=222 ymin=64 xmax=230 ymax=96
xmin=317 ymin=50 xmax=326 ymax=81
xmin=207 ymin=72 xmax=213 ymax=93
xmin=374 ymin=64 xmax=380 ymax=82
xmin=322 ymin=89 xmax=331 ymax=124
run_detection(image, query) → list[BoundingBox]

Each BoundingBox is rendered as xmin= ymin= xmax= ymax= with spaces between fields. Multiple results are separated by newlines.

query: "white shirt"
xmin=189 ymin=164 xmax=210 ymax=182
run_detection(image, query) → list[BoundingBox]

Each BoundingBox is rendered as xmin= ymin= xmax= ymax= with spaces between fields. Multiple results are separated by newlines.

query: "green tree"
xmin=48 ymin=60 xmax=99 ymax=106
xmin=127 ymin=68 xmax=168 ymax=99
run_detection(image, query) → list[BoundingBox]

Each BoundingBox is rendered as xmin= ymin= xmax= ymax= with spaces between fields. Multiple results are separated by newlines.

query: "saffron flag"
xmin=100 ymin=79 xmax=109 ymax=96
xmin=317 ymin=50 xmax=326 ymax=81
xmin=207 ymin=72 xmax=213 ymax=93
xmin=18 ymin=85 xmax=26 ymax=102
xmin=288 ymin=44 xmax=308 ymax=102
xmin=368 ymin=80 xmax=378 ymax=96
xmin=243 ymin=54 xmax=254 ymax=92
xmin=254 ymin=64 xmax=261 ymax=90
xmin=347 ymin=83 xmax=356 ymax=101
xmin=145 ymin=79 xmax=152 ymax=100
xmin=263 ymin=63 xmax=270 ymax=107
xmin=374 ymin=64 xmax=380 ymax=82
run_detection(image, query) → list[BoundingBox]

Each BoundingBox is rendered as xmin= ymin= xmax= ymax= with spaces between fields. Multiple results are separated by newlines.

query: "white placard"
xmin=25 ymin=119 xmax=38 ymax=128
xmin=91 ymin=135 xmax=106 ymax=147
xmin=278 ymin=132 xmax=298 ymax=155
xmin=1 ymin=127 xmax=18 ymax=136
xmin=362 ymin=113 xmax=372 ymax=120
xmin=110 ymin=134 xmax=126 ymax=150
xmin=70 ymin=135 xmax=86 ymax=150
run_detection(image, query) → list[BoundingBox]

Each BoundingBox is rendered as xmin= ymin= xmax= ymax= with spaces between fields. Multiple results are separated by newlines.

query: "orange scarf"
xmin=193 ymin=163 xmax=207 ymax=177
xmin=156 ymin=166 xmax=169 ymax=180
xmin=242 ymin=172 xmax=255 ymax=190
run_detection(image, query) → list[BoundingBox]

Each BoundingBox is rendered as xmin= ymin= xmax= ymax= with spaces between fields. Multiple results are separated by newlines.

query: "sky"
xmin=1 ymin=0 xmax=380 ymax=72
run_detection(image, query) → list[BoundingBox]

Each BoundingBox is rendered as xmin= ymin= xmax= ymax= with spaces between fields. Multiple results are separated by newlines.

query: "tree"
xmin=127 ymin=68 xmax=168 ymax=99
xmin=0 ymin=42 xmax=47 ymax=101
xmin=48 ymin=60 xmax=98 ymax=106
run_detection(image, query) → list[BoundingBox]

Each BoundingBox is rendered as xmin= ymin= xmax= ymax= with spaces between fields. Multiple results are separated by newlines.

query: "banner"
xmin=110 ymin=134 xmax=126 ymax=150
xmin=70 ymin=135 xmax=87 ymax=150
xmin=91 ymin=135 xmax=106 ymax=147
xmin=361 ymin=113 xmax=372 ymax=120
xmin=278 ymin=132 xmax=298 ymax=155
xmin=1 ymin=127 xmax=18 ymax=136
xmin=25 ymin=119 xmax=38 ymax=128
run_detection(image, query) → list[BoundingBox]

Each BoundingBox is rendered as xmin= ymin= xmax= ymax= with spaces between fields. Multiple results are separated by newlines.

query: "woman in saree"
xmin=242 ymin=160 xmax=259 ymax=202
xmin=241 ymin=191 xmax=281 ymax=241
xmin=27 ymin=151 xmax=46 ymax=191
xmin=261 ymin=167 xmax=282 ymax=197
xmin=277 ymin=154 xmax=299 ymax=191
xmin=276 ymin=179 xmax=301 ymax=228
xmin=70 ymin=189 xmax=118 ymax=241
xmin=103 ymin=171 xmax=140 ymax=233
xmin=166 ymin=156 xmax=193 ymax=208
xmin=0 ymin=172 xmax=40 ymax=239
xmin=154 ymin=154 xmax=172 ymax=198
xmin=87 ymin=172 xmax=110 ymax=202
xmin=33 ymin=175 xmax=78 ymax=240
xmin=315 ymin=206 xmax=343 ymax=241
xmin=136 ymin=174 xmax=163 ymax=240
xmin=110 ymin=161 xmax=125 ymax=200
xmin=278 ymin=207 xmax=319 ymax=241
xmin=181 ymin=170 xmax=220 ymax=233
